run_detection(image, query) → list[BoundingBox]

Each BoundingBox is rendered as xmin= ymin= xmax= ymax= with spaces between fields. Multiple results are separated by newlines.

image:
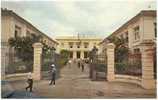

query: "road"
xmin=7 ymin=62 xmax=156 ymax=98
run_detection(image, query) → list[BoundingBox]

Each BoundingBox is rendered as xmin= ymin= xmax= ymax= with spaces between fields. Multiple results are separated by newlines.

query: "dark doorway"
xmin=77 ymin=51 xmax=80 ymax=59
xmin=69 ymin=51 xmax=73 ymax=58
xmin=84 ymin=51 xmax=88 ymax=58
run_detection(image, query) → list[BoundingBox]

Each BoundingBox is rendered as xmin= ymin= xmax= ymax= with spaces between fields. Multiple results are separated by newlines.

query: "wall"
xmin=57 ymin=38 xmax=102 ymax=52
xmin=105 ymin=15 xmax=156 ymax=53
xmin=142 ymin=16 xmax=156 ymax=41
xmin=1 ymin=16 xmax=12 ymax=43
xmin=2 ymin=14 xmax=57 ymax=48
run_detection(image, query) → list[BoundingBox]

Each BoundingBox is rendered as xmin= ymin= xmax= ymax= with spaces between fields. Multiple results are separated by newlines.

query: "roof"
xmin=101 ymin=10 xmax=156 ymax=43
xmin=1 ymin=8 xmax=59 ymax=45
xmin=56 ymin=36 xmax=102 ymax=41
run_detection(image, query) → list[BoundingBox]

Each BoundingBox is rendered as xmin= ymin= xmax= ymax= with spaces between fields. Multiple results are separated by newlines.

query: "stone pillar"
xmin=106 ymin=43 xmax=115 ymax=81
xmin=33 ymin=43 xmax=43 ymax=80
xmin=1 ymin=44 xmax=7 ymax=80
xmin=140 ymin=41 xmax=155 ymax=89
xmin=81 ymin=51 xmax=84 ymax=59
xmin=73 ymin=51 xmax=77 ymax=59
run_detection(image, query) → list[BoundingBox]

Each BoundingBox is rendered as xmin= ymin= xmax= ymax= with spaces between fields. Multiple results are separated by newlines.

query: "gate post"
xmin=33 ymin=43 xmax=43 ymax=80
xmin=1 ymin=44 xmax=7 ymax=80
xmin=140 ymin=41 xmax=155 ymax=89
xmin=107 ymin=43 xmax=115 ymax=81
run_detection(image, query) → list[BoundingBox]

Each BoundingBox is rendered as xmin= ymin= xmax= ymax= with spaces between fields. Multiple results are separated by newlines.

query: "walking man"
xmin=78 ymin=59 xmax=80 ymax=68
xmin=49 ymin=64 xmax=56 ymax=87
xmin=68 ymin=59 xmax=72 ymax=68
xmin=26 ymin=72 xmax=33 ymax=92
xmin=81 ymin=60 xmax=85 ymax=72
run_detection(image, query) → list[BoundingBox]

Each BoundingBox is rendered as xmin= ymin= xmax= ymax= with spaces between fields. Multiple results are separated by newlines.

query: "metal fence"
xmin=5 ymin=52 xmax=33 ymax=74
xmin=115 ymin=52 xmax=142 ymax=77
xmin=90 ymin=53 xmax=107 ymax=80
xmin=41 ymin=52 xmax=61 ymax=80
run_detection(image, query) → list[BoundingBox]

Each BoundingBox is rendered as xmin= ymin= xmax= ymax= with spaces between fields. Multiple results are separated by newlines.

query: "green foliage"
xmin=8 ymin=36 xmax=35 ymax=62
xmin=8 ymin=34 xmax=52 ymax=63
xmin=58 ymin=49 xmax=70 ymax=67
xmin=42 ymin=42 xmax=56 ymax=58
xmin=108 ymin=36 xmax=129 ymax=62
xmin=60 ymin=49 xmax=70 ymax=58
xmin=59 ymin=58 xmax=68 ymax=66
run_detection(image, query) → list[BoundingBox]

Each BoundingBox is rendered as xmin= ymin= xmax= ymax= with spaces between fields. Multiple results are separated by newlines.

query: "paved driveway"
xmin=7 ymin=62 xmax=156 ymax=98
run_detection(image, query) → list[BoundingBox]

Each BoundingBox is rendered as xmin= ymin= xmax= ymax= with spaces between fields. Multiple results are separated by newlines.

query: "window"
xmin=77 ymin=45 xmax=80 ymax=48
xmin=134 ymin=26 xmax=140 ymax=40
xmin=44 ymin=40 xmax=46 ymax=43
xmin=69 ymin=51 xmax=73 ymax=58
xmin=14 ymin=30 xmax=18 ymax=38
xmin=61 ymin=43 xmax=64 ymax=47
xmin=26 ymin=30 xmax=31 ymax=37
xmin=77 ymin=51 xmax=80 ymax=58
xmin=125 ymin=32 xmax=128 ymax=42
xmin=84 ymin=51 xmax=88 ymax=58
xmin=15 ymin=25 xmax=21 ymax=37
xmin=84 ymin=42 xmax=89 ymax=48
xmin=134 ymin=48 xmax=140 ymax=53
xmin=76 ymin=42 xmax=81 ymax=48
xmin=69 ymin=42 xmax=73 ymax=48
xmin=154 ymin=22 xmax=157 ymax=37
xmin=120 ymin=34 xmax=124 ymax=39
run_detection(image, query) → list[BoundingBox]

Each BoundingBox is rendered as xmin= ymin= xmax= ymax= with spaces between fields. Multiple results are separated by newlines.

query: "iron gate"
xmin=90 ymin=53 xmax=107 ymax=81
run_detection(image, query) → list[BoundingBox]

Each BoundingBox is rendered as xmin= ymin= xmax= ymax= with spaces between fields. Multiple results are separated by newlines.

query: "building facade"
xmin=100 ymin=10 xmax=156 ymax=53
xmin=56 ymin=36 xmax=102 ymax=60
xmin=1 ymin=8 xmax=58 ymax=73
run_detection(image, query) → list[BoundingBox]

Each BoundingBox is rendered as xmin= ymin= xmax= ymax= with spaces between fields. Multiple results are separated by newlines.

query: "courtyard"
xmin=1 ymin=1 xmax=157 ymax=99
xmin=6 ymin=62 xmax=156 ymax=98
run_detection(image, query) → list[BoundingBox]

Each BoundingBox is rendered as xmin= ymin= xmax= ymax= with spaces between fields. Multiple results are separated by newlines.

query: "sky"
xmin=1 ymin=0 xmax=156 ymax=39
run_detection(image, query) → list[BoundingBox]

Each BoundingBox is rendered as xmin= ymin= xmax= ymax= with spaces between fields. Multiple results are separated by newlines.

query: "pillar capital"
xmin=107 ymin=43 xmax=115 ymax=49
xmin=33 ymin=42 xmax=43 ymax=48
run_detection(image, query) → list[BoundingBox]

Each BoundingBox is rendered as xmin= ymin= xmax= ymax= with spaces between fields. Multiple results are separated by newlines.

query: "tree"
xmin=8 ymin=34 xmax=50 ymax=62
xmin=60 ymin=49 xmax=70 ymax=58
xmin=108 ymin=36 xmax=129 ymax=62
xmin=58 ymin=49 xmax=70 ymax=66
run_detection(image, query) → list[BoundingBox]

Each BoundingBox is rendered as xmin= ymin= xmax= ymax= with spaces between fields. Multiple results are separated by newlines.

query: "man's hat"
xmin=51 ymin=64 xmax=55 ymax=67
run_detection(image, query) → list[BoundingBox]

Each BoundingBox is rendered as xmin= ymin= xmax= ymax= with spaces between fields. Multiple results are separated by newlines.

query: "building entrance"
xmin=77 ymin=51 xmax=81 ymax=59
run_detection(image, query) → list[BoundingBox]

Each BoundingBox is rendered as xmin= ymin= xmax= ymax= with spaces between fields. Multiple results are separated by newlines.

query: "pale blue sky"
xmin=1 ymin=0 xmax=156 ymax=39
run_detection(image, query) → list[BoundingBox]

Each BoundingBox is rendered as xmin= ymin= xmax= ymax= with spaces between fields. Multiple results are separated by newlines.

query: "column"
xmin=1 ymin=44 xmax=7 ymax=80
xmin=128 ymin=26 xmax=133 ymax=49
xmin=73 ymin=51 xmax=77 ymax=59
xmin=140 ymin=41 xmax=155 ymax=89
xmin=106 ymin=43 xmax=115 ymax=81
xmin=33 ymin=43 xmax=43 ymax=80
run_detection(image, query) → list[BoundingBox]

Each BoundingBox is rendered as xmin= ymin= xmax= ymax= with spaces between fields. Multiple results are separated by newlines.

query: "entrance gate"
xmin=90 ymin=53 xmax=107 ymax=81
